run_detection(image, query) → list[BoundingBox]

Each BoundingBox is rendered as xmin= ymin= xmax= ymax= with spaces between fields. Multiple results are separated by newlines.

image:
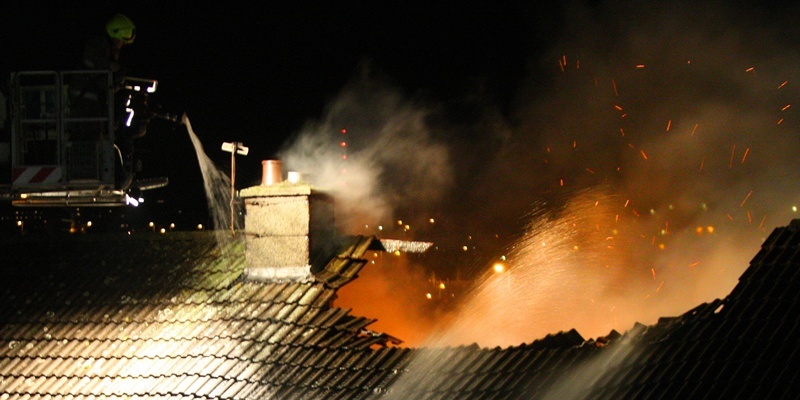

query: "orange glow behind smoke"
xmin=335 ymin=253 xmax=437 ymax=347
xmin=338 ymin=185 xmax=763 ymax=348
xmin=287 ymin=2 xmax=800 ymax=349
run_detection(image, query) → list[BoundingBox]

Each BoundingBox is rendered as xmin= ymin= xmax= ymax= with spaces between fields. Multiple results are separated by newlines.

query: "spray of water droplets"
xmin=182 ymin=114 xmax=243 ymax=251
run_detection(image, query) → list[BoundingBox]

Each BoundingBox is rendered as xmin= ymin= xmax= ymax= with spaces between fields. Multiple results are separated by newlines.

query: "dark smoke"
xmin=282 ymin=1 xmax=800 ymax=347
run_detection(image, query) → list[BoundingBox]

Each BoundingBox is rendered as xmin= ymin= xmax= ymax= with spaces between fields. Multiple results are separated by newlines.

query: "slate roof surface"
xmin=2 ymin=220 xmax=800 ymax=399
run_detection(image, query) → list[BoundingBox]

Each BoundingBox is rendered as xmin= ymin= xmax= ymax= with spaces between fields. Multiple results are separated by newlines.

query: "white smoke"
xmin=278 ymin=65 xmax=453 ymax=231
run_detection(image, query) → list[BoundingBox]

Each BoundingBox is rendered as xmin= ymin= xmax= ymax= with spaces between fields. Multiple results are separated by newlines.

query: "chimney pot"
xmin=262 ymin=160 xmax=282 ymax=186
xmin=287 ymin=171 xmax=303 ymax=184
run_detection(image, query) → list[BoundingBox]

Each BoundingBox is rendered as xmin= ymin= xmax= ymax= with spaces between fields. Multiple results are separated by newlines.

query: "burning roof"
xmin=2 ymin=219 xmax=800 ymax=398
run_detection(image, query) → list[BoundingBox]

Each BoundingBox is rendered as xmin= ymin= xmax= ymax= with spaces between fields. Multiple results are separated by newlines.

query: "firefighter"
xmin=68 ymin=13 xmax=137 ymax=189
xmin=70 ymin=14 xmax=136 ymax=119
xmin=85 ymin=13 xmax=136 ymax=84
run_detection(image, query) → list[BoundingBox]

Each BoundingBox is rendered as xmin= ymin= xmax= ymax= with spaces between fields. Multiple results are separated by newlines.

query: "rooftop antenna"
xmin=221 ymin=141 xmax=249 ymax=236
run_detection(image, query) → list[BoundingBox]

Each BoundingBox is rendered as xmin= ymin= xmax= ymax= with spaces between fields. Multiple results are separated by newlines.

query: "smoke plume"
xmin=427 ymin=0 xmax=800 ymax=347
xmin=278 ymin=65 xmax=453 ymax=232
xmin=283 ymin=0 xmax=800 ymax=348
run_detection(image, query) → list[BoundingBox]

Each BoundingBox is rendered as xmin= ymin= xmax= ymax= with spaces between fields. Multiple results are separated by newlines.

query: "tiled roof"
xmin=0 ymin=232 xmax=402 ymax=398
xmin=3 ymin=219 xmax=800 ymax=399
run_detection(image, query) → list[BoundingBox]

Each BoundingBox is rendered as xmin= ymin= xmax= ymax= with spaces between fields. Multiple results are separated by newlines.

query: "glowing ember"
xmin=492 ymin=262 xmax=506 ymax=273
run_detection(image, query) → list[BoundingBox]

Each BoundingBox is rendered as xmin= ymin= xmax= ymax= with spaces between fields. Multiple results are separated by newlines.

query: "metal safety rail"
xmin=9 ymin=70 xmax=116 ymax=191
xmin=3 ymin=71 xmax=169 ymax=207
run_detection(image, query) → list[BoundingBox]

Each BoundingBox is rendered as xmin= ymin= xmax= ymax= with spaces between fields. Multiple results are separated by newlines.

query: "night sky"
xmin=2 ymin=1 xmax=558 ymax=229
xmin=2 ymin=2 xmax=556 ymax=149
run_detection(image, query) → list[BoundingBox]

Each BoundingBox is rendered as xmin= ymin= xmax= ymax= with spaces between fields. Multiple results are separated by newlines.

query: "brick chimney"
xmin=239 ymin=160 xmax=335 ymax=282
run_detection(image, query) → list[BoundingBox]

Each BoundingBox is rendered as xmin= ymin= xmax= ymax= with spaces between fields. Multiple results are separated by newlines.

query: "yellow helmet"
xmin=106 ymin=14 xmax=136 ymax=44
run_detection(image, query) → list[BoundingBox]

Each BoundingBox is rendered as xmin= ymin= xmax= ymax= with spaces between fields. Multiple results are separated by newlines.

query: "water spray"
xmin=183 ymin=114 xmax=241 ymax=252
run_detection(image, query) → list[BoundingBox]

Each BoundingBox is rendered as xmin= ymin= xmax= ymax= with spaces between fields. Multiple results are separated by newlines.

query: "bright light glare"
xmin=125 ymin=107 xmax=135 ymax=127
xmin=125 ymin=194 xmax=139 ymax=207
xmin=493 ymin=262 xmax=506 ymax=273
